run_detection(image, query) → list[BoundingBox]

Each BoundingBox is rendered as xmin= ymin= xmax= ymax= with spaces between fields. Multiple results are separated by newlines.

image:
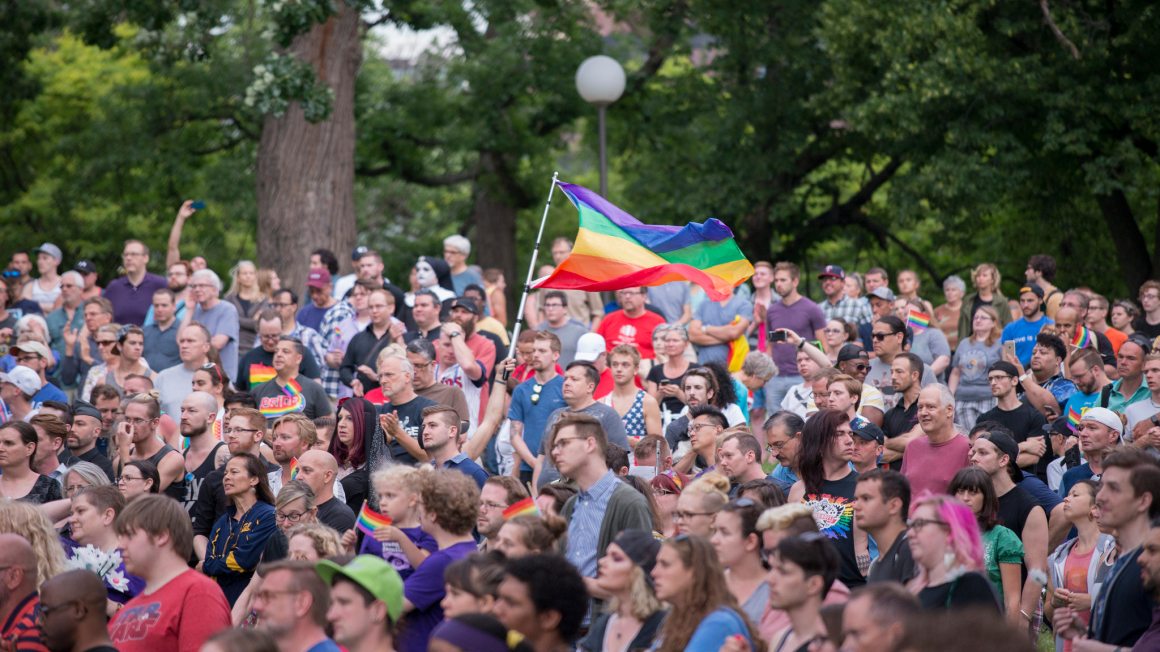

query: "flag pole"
xmin=508 ymin=171 xmax=559 ymax=359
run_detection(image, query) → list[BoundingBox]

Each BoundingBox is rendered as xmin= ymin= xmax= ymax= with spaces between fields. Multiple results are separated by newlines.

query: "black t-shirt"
xmin=261 ymin=530 xmax=289 ymax=564
xmin=917 ymin=571 xmax=1000 ymax=611
xmin=1134 ymin=318 xmax=1160 ymax=342
xmin=184 ymin=442 xmax=226 ymax=516
xmin=977 ymin=402 xmax=1052 ymax=480
xmin=77 ymin=446 xmax=115 ymax=483
xmin=316 ymin=497 xmax=356 ymax=533
xmin=235 ymin=345 xmax=322 ymax=390
xmin=883 ymin=398 xmax=918 ymax=470
xmin=20 ymin=474 xmax=63 ymax=505
xmin=146 ymin=444 xmax=186 ymax=503
xmin=341 ymin=467 xmax=368 ymax=514
xmin=867 ymin=531 xmax=918 ymax=585
xmin=1092 ymin=547 xmax=1155 ymax=645
xmin=997 ymin=485 xmax=1041 ymax=539
xmin=372 ymin=396 xmax=436 ymax=466
xmin=646 ymin=364 xmax=700 ymax=416
xmin=805 ymin=470 xmax=864 ymax=588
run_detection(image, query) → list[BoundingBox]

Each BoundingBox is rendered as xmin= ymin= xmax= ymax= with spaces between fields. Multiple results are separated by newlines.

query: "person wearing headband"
xmin=430 ymin=612 xmax=535 ymax=652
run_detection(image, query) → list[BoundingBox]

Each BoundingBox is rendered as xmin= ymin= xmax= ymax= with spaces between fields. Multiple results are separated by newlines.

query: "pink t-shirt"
xmin=900 ymin=433 xmax=971 ymax=497
xmin=109 ymin=569 xmax=231 ymax=652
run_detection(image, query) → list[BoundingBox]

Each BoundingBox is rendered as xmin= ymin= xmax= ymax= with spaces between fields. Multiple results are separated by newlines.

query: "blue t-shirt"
xmin=358 ymin=525 xmax=438 ymax=580
xmin=32 ymin=381 xmax=68 ymax=407
xmin=1060 ymin=463 xmax=1095 ymax=498
xmin=1063 ymin=388 xmax=1100 ymax=424
xmin=507 ymin=375 xmax=566 ymax=472
xmin=694 ymin=294 xmax=754 ymax=364
xmin=296 ymin=302 xmax=329 ymax=333
xmin=400 ymin=540 xmax=478 ymax=652
xmin=684 ymin=607 xmax=753 ymax=652
xmin=1001 ymin=316 xmax=1053 ymax=366
xmin=304 ymin=640 xmax=342 ymax=652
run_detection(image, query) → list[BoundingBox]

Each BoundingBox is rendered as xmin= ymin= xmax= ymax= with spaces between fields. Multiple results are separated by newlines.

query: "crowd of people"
xmin=1 ymin=203 xmax=1160 ymax=651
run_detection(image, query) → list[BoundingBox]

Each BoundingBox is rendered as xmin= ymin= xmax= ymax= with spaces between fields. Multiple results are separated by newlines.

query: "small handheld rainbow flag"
xmin=249 ymin=363 xmax=276 ymax=384
xmin=906 ymin=308 xmax=931 ymax=333
xmin=1066 ymin=405 xmax=1084 ymax=431
xmin=289 ymin=457 xmax=299 ymax=480
xmin=356 ymin=504 xmax=392 ymax=536
xmin=1072 ymin=327 xmax=1094 ymax=349
xmin=503 ymin=497 xmax=540 ymax=520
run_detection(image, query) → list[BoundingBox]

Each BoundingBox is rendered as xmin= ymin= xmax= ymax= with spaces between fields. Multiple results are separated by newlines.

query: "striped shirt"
xmin=566 ymin=470 xmax=619 ymax=577
xmin=1 ymin=592 xmax=48 ymax=652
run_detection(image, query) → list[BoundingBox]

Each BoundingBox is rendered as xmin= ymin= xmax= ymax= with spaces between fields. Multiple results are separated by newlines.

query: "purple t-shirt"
xmin=357 ymin=526 xmax=438 ymax=580
xmin=900 ymin=434 xmax=971 ymax=497
xmin=103 ymin=274 xmax=168 ymax=326
xmin=766 ymin=297 xmax=827 ymax=376
xmin=399 ymin=540 xmax=477 ymax=652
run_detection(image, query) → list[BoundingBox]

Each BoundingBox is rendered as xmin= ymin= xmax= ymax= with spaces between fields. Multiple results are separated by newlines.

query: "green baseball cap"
xmin=316 ymin=555 xmax=404 ymax=623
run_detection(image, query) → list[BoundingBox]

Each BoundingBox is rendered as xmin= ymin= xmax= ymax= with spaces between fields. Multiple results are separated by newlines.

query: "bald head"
xmin=296 ymin=450 xmax=338 ymax=498
xmin=0 ymin=534 xmax=37 ymax=590
xmin=185 ymin=390 xmax=218 ymax=414
xmin=40 ymin=570 xmax=108 ymax=651
xmin=41 ymin=569 xmax=106 ymax=607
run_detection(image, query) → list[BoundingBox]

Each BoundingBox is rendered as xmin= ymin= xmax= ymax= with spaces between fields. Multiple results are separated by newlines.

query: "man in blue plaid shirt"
xmin=819 ymin=264 xmax=874 ymax=327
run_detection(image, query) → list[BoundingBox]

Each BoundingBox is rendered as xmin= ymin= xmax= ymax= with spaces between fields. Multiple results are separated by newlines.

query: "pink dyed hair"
xmin=910 ymin=492 xmax=984 ymax=572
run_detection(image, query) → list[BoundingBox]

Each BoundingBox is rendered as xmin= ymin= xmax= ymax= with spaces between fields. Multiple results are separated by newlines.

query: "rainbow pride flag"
xmin=259 ymin=378 xmax=305 ymax=419
xmin=1067 ymin=405 xmax=1083 ymax=430
xmin=289 ymin=457 xmax=299 ymax=480
xmin=532 ymin=181 xmax=754 ymax=301
xmin=906 ymin=308 xmax=931 ymax=333
xmin=503 ymin=497 xmax=540 ymax=520
xmin=1072 ymin=327 xmax=1094 ymax=349
xmin=356 ymin=504 xmax=392 ymax=536
xmin=249 ymin=363 xmax=276 ymax=385
xmin=726 ymin=316 xmax=749 ymax=373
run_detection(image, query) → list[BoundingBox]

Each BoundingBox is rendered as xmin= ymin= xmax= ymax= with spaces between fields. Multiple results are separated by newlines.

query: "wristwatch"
xmin=449 ymin=331 xmax=461 ymax=338
xmin=1018 ymin=372 xmax=1031 ymax=383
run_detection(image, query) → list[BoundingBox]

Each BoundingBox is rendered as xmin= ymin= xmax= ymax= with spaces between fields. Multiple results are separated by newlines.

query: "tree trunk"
xmin=256 ymin=5 xmax=361 ymax=292
xmin=1095 ymin=188 xmax=1153 ymax=293
xmin=471 ymin=151 xmax=519 ymax=304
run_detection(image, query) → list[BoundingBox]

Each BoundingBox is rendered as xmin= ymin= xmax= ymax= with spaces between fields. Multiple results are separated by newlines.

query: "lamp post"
xmin=575 ymin=55 xmax=626 ymax=197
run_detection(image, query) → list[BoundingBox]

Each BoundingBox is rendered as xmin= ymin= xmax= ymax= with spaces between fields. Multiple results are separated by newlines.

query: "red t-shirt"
xmin=109 ymin=569 xmax=231 ymax=652
xmin=900 ymin=434 xmax=971 ymax=497
xmin=596 ymin=310 xmax=666 ymax=359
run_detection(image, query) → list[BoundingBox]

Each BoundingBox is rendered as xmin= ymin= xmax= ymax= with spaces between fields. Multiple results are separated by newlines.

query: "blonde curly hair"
xmin=285 ymin=523 xmax=344 ymax=560
xmin=0 ymin=500 xmax=68 ymax=588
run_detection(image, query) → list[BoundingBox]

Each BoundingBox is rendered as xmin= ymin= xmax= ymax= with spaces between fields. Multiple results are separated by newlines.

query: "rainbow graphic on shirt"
xmin=503 ymin=497 xmax=540 ymax=521
xmin=1072 ymin=327 xmax=1094 ymax=349
xmin=259 ymin=378 xmax=305 ymax=419
xmin=805 ymin=493 xmax=854 ymax=540
xmin=906 ymin=308 xmax=931 ymax=333
xmin=249 ymin=363 xmax=276 ymax=384
xmin=356 ymin=504 xmax=392 ymax=536
xmin=288 ymin=457 xmax=299 ymax=480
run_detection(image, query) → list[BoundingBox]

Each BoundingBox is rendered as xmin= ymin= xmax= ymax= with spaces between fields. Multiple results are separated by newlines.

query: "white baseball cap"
xmin=573 ymin=333 xmax=607 ymax=362
xmin=0 ymin=366 xmax=42 ymax=397
xmin=1080 ymin=407 xmax=1124 ymax=437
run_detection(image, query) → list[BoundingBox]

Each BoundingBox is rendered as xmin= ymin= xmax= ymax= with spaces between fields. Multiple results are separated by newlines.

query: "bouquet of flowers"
xmin=67 ymin=545 xmax=131 ymax=593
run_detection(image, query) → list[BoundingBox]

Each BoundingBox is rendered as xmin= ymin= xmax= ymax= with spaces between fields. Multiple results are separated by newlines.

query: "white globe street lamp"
xmin=575 ymin=55 xmax=626 ymax=197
